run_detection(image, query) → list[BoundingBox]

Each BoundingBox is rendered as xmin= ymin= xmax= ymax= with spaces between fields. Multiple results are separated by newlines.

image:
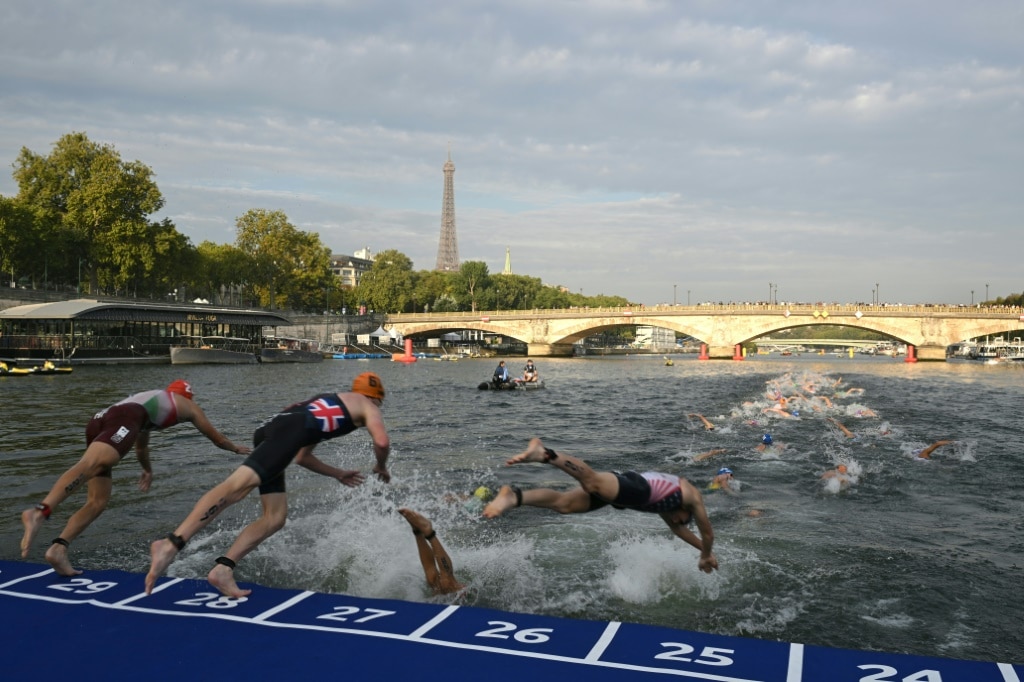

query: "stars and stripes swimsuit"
xmin=588 ymin=471 xmax=692 ymax=522
xmin=243 ymin=393 xmax=357 ymax=494
xmin=85 ymin=390 xmax=182 ymax=473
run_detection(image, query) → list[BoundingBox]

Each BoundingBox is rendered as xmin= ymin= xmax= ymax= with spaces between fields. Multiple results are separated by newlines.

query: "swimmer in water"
xmin=821 ymin=464 xmax=853 ymax=490
xmin=708 ymin=467 xmax=738 ymax=495
xmin=688 ymin=413 xmax=716 ymax=431
xmin=828 ymin=418 xmax=856 ymax=439
xmin=914 ymin=440 xmax=953 ymax=460
xmin=755 ymin=433 xmax=786 ymax=453
xmin=693 ymin=448 xmax=728 ymax=463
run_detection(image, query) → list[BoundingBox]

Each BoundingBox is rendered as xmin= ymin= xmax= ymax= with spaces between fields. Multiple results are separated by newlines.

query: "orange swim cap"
xmin=166 ymin=379 xmax=194 ymax=400
xmin=837 ymin=464 xmax=848 ymax=474
xmin=352 ymin=372 xmax=385 ymax=401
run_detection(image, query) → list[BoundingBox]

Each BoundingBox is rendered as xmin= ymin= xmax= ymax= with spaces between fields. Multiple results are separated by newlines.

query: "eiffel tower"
xmin=434 ymin=147 xmax=460 ymax=271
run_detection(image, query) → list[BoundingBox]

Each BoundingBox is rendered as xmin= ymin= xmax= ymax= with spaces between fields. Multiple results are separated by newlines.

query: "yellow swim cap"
xmin=473 ymin=486 xmax=494 ymax=501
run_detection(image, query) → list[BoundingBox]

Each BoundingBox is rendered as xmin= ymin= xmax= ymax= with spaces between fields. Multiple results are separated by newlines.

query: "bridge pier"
xmin=707 ymin=346 xmax=738 ymax=360
xmin=914 ymin=345 xmax=948 ymax=362
xmin=527 ymin=343 xmax=575 ymax=358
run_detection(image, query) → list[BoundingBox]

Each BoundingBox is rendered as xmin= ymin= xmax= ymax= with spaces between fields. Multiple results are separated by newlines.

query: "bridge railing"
xmin=387 ymin=303 xmax=1024 ymax=321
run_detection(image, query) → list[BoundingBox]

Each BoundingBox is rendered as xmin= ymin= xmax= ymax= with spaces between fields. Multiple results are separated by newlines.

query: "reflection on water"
xmin=1 ymin=355 xmax=1022 ymax=662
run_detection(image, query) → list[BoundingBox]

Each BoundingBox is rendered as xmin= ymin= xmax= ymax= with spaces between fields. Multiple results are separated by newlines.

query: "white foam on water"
xmin=604 ymin=533 xmax=722 ymax=604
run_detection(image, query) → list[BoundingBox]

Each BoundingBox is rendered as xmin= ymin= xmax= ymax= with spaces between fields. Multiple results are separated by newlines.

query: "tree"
xmin=12 ymin=132 xmax=165 ymax=294
xmin=457 ymin=261 xmax=490 ymax=312
xmin=355 ymin=249 xmax=415 ymax=313
xmin=413 ymin=269 xmax=457 ymax=313
xmin=0 ymin=195 xmax=42 ymax=287
xmin=234 ymin=208 xmax=333 ymax=310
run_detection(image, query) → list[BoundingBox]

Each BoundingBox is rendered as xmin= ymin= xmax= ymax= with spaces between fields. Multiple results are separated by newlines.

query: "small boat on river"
xmin=260 ymin=337 xmax=323 ymax=363
xmin=478 ymin=379 xmax=546 ymax=391
xmin=32 ymin=360 xmax=73 ymax=375
xmin=0 ymin=361 xmax=34 ymax=376
xmin=170 ymin=336 xmax=258 ymax=365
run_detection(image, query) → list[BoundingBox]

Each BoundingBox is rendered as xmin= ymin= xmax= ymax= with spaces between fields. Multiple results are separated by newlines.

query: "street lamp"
xmin=768 ymin=282 xmax=773 ymax=304
xmin=986 ymin=283 xmax=989 ymax=303
xmin=673 ymin=284 xmax=677 ymax=305
xmin=971 ymin=290 xmax=974 ymax=305
xmin=687 ymin=290 xmax=691 ymax=306
xmin=875 ymin=283 xmax=879 ymax=306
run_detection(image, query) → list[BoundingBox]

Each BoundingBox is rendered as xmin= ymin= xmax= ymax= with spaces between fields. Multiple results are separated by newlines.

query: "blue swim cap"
xmin=762 ymin=433 xmax=773 ymax=445
xmin=718 ymin=467 xmax=733 ymax=475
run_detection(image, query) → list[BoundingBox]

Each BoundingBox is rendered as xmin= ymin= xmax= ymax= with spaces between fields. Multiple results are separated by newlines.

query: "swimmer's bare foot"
xmin=44 ymin=541 xmax=82 ymax=576
xmin=208 ymin=563 xmax=251 ymax=598
xmin=482 ymin=485 xmax=519 ymax=519
xmin=398 ymin=508 xmax=434 ymax=537
xmin=20 ymin=508 xmax=44 ymax=558
xmin=145 ymin=538 xmax=179 ymax=595
xmin=505 ymin=438 xmax=548 ymax=466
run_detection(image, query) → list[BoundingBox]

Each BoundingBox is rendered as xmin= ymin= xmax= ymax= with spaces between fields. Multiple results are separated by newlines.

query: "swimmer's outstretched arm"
xmin=687 ymin=414 xmax=715 ymax=431
xmin=917 ymin=440 xmax=953 ymax=459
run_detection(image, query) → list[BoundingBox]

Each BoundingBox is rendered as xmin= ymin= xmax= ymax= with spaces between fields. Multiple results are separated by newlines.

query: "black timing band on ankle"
xmin=166 ymin=533 xmax=186 ymax=551
xmin=214 ymin=556 xmax=237 ymax=570
xmin=511 ymin=485 xmax=523 ymax=507
xmin=543 ymin=447 xmax=558 ymax=461
xmin=423 ymin=530 xmax=436 ymax=541
xmin=51 ymin=537 xmax=69 ymax=547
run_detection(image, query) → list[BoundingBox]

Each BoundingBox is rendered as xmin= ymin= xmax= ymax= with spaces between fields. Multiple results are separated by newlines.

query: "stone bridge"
xmin=386 ymin=303 xmax=1024 ymax=361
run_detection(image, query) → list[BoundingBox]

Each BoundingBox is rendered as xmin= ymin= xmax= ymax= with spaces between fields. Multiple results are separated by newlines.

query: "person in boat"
xmin=492 ymin=360 xmax=512 ymax=386
xmin=398 ymin=508 xmax=464 ymax=596
xmin=522 ymin=358 xmax=539 ymax=383
xmin=145 ymin=372 xmax=391 ymax=598
xmin=483 ymin=438 xmax=718 ymax=574
xmin=20 ymin=380 xmax=251 ymax=577
xmin=914 ymin=439 xmax=953 ymax=460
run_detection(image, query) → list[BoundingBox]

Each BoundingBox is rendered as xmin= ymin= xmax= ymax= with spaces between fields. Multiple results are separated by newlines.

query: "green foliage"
xmin=12 ymin=132 xmax=166 ymax=293
xmin=1 ymin=132 xmax=639 ymax=309
xmin=234 ymin=208 xmax=334 ymax=311
xmin=355 ymin=249 xmax=415 ymax=313
xmin=457 ymin=261 xmax=490 ymax=312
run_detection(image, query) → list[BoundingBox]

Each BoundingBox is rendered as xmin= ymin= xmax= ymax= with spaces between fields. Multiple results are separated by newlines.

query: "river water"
xmin=2 ymin=354 xmax=1022 ymax=664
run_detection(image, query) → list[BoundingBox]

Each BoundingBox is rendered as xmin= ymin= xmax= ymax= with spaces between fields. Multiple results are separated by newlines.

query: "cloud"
xmin=1 ymin=0 xmax=1022 ymax=305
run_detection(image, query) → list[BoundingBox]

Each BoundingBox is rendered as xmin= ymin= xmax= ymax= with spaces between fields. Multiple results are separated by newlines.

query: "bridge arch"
xmin=385 ymin=305 xmax=1024 ymax=360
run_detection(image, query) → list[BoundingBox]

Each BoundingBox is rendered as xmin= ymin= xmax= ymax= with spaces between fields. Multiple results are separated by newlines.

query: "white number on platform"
xmin=47 ymin=578 xmax=118 ymax=594
xmin=859 ymin=665 xmax=942 ymax=682
xmin=655 ymin=643 xmax=735 ymax=666
xmin=174 ymin=592 xmax=248 ymax=609
xmin=476 ymin=621 xmax=554 ymax=644
xmin=316 ymin=606 xmax=395 ymax=623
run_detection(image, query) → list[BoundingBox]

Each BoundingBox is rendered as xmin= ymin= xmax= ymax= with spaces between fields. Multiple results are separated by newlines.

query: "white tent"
xmin=370 ymin=326 xmax=389 ymax=338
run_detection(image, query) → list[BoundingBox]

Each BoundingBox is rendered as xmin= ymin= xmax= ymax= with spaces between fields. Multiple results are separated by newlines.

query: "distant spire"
xmin=435 ymin=145 xmax=460 ymax=271
xmin=502 ymin=246 xmax=512 ymax=275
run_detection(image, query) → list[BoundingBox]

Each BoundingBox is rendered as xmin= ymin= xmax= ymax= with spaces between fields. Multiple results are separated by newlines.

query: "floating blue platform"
xmin=1 ymin=560 xmax=1019 ymax=681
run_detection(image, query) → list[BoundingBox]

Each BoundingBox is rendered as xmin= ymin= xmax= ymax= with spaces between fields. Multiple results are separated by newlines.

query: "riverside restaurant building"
xmin=0 ymin=299 xmax=292 ymax=364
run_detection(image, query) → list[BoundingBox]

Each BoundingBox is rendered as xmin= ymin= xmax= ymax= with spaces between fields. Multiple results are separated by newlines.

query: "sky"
xmin=1 ymin=1 xmax=1022 ymax=306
